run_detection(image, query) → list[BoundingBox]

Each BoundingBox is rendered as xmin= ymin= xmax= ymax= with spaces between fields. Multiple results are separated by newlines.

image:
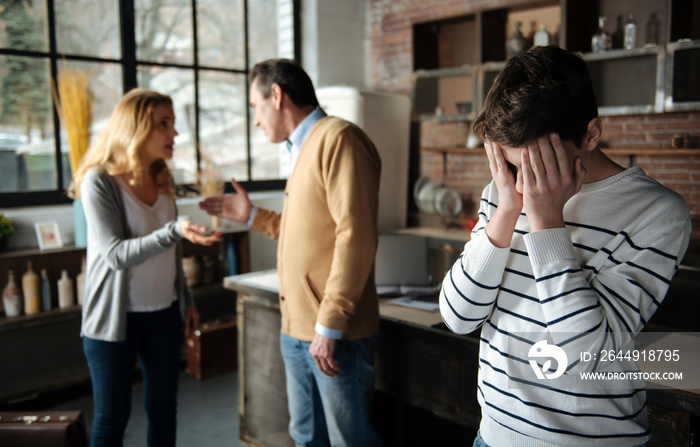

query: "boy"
xmin=440 ymin=46 xmax=690 ymax=446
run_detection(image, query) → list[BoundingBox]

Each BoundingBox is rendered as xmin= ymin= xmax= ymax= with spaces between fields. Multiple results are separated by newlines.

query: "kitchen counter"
xmin=391 ymin=226 xmax=470 ymax=244
xmin=225 ymin=269 xmax=480 ymax=445
xmin=226 ymin=269 xmax=700 ymax=445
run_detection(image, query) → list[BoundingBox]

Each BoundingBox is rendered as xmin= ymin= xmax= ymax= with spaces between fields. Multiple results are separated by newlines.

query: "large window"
xmin=0 ymin=0 xmax=297 ymax=207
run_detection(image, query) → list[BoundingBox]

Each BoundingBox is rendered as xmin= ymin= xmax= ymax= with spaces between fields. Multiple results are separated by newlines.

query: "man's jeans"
xmin=280 ymin=333 xmax=382 ymax=447
xmin=83 ymin=302 xmax=181 ymax=447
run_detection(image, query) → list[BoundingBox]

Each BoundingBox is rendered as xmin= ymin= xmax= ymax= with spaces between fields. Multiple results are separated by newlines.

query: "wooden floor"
xmin=46 ymin=369 xmax=245 ymax=446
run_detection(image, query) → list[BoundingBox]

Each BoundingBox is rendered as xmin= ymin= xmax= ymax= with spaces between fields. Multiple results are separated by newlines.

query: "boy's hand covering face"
xmin=485 ymin=134 xmax=587 ymax=232
xmin=485 ymin=140 xmax=523 ymax=214
xmin=520 ymin=133 xmax=587 ymax=231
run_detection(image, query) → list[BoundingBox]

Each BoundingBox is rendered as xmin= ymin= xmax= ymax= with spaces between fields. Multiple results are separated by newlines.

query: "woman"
xmin=69 ymin=88 xmax=221 ymax=446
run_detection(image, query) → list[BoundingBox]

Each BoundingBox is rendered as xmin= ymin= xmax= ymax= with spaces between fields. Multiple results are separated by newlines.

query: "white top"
xmin=116 ymin=177 xmax=177 ymax=312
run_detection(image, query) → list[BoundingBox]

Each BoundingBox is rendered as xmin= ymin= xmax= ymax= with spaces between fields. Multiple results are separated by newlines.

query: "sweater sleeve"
xmin=315 ymin=127 xmax=381 ymax=332
xmin=440 ymin=184 xmax=509 ymax=334
xmin=524 ymin=197 xmax=691 ymax=373
xmin=249 ymin=207 xmax=281 ymax=241
xmin=80 ymin=169 xmax=184 ymax=271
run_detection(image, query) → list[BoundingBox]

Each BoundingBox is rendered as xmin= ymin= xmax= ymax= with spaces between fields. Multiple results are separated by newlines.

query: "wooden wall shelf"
xmin=421 ymin=146 xmax=699 ymax=156
xmin=412 ymin=0 xmax=700 ymax=120
xmin=422 ymin=147 xmax=484 ymax=154
xmin=603 ymin=148 xmax=700 ymax=156
xmin=0 ymin=245 xmax=85 ymax=260
xmin=0 ymin=306 xmax=81 ymax=333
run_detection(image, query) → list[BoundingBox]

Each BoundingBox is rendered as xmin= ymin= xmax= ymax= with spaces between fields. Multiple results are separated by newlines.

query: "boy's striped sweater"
xmin=440 ymin=166 xmax=691 ymax=446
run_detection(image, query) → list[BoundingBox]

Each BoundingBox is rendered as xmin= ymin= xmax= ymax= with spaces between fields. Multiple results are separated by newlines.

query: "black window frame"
xmin=0 ymin=0 xmax=300 ymax=208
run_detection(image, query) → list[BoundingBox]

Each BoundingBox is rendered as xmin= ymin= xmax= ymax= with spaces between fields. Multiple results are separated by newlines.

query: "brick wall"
xmin=367 ymin=0 xmax=700 ymax=253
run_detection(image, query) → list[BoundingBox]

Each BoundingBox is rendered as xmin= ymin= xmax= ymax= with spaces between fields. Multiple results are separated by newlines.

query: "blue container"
xmin=225 ymin=239 xmax=238 ymax=276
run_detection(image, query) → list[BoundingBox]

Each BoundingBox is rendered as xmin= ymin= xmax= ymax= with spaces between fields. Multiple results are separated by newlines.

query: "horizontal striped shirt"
xmin=440 ymin=167 xmax=691 ymax=446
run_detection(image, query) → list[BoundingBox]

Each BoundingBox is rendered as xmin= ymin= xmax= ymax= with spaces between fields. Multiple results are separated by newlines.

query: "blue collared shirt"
xmin=287 ymin=107 xmax=327 ymax=170
xmin=246 ymin=107 xmax=327 ymax=228
xmin=246 ymin=107 xmax=341 ymax=340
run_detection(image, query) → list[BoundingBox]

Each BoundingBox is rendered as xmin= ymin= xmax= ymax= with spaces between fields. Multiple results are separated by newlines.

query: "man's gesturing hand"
xmin=198 ymin=178 xmax=253 ymax=224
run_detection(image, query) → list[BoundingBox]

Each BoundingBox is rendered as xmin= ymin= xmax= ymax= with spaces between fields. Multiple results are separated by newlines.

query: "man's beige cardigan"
xmin=250 ymin=116 xmax=381 ymax=342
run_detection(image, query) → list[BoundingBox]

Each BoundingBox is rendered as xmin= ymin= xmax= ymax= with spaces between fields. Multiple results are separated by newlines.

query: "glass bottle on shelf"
xmin=506 ymin=21 xmax=526 ymax=59
xmin=592 ymin=16 xmax=611 ymax=53
xmin=22 ymin=261 xmax=40 ymax=315
xmin=3 ymin=268 xmax=22 ymax=317
xmin=534 ymin=24 xmax=550 ymax=47
xmin=624 ymin=13 xmax=637 ymax=50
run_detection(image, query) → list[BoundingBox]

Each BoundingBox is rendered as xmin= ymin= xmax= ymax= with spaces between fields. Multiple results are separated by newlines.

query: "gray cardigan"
xmin=80 ymin=168 xmax=191 ymax=341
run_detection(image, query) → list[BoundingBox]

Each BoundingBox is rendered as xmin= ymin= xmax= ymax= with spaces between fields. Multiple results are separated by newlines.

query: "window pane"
xmin=135 ymin=0 xmax=193 ymax=65
xmin=248 ymin=0 xmax=295 ymax=65
xmin=0 ymin=0 xmax=48 ymax=52
xmin=0 ymin=55 xmax=54 ymax=192
xmin=199 ymin=70 xmax=248 ymax=182
xmin=57 ymin=61 xmax=123 ymax=190
xmin=138 ymin=65 xmax=195 ymax=183
xmin=250 ymin=109 xmax=290 ymax=180
xmin=197 ymin=0 xmax=244 ymax=69
xmin=54 ymin=0 xmax=121 ymax=59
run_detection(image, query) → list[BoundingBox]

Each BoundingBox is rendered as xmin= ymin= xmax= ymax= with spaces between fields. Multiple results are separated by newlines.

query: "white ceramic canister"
xmin=57 ymin=269 xmax=75 ymax=309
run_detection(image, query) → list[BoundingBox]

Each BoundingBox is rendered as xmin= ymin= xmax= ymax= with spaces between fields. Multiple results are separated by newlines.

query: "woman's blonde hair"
xmin=68 ymin=88 xmax=175 ymax=199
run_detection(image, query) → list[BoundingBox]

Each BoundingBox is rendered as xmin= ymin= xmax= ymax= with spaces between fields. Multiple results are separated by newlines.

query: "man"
xmin=200 ymin=59 xmax=382 ymax=447
xmin=440 ymin=46 xmax=691 ymax=445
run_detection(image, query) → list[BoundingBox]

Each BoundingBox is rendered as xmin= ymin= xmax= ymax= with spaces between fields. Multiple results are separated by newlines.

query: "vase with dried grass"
xmin=197 ymin=153 xmax=225 ymax=230
xmin=52 ymin=64 xmax=93 ymax=247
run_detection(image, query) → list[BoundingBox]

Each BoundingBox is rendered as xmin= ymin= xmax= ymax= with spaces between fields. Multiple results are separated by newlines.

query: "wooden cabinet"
xmin=412 ymin=0 xmax=700 ymax=120
xmin=0 ymin=231 xmax=248 ymax=407
xmin=0 ymin=246 xmax=87 ymax=406
xmin=413 ymin=67 xmax=476 ymax=120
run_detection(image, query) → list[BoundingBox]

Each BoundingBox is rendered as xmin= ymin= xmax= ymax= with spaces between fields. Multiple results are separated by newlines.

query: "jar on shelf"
xmin=182 ymin=256 xmax=201 ymax=289
xmin=57 ymin=269 xmax=74 ymax=309
xmin=201 ymin=255 xmax=216 ymax=286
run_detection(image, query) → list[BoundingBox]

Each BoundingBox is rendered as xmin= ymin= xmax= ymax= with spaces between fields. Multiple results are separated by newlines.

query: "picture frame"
xmin=35 ymin=221 xmax=63 ymax=250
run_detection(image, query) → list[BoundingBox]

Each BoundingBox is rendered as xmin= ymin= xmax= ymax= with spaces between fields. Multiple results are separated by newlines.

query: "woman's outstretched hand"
xmin=178 ymin=220 xmax=222 ymax=246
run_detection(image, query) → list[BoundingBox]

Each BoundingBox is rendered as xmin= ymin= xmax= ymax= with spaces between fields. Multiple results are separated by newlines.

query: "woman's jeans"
xmin=280 ymin=333 xmax=383 ymax=447
xmin=83 ymin=302 xmax=182 ymax=447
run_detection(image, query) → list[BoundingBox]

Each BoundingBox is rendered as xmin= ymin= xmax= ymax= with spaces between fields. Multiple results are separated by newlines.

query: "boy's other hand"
xmin=484 ymin=141 xmax=523 ymax=247
xmin=521 ymin=133 xmax=586 ymax=231
xmin=485 ymin=141 xmax=523 ymax=214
